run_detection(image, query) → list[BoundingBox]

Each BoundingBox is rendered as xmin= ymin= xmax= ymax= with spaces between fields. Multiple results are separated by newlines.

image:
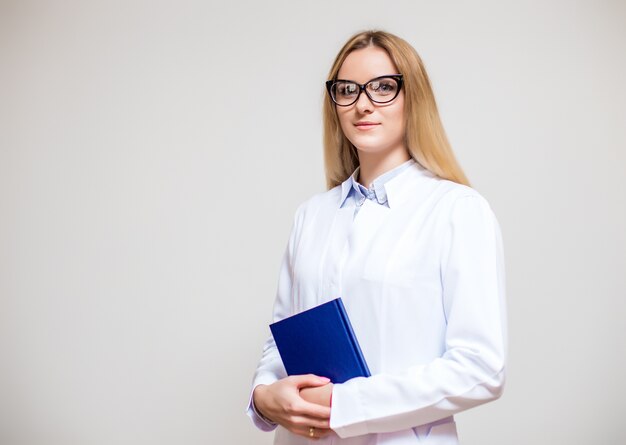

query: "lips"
xmin=354 ymin=121 xmax=380 ymax=128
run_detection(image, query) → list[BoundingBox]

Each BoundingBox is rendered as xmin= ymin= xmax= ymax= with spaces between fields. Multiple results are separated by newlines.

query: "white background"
xmin=1 ymin=1 xmax=625 ymax=444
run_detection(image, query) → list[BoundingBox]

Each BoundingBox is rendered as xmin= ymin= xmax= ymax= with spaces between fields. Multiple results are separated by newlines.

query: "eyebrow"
xmin=332 ymin=74 xmax=401 ymax=83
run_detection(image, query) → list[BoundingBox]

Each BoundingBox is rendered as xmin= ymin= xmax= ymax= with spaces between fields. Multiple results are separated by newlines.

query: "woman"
xmin=247 ymin=30 xmax=507 ymax=444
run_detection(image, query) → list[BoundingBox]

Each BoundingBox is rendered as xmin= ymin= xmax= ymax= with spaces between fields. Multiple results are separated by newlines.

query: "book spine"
xmin=334 ymin=298 xmax=371 ymax=377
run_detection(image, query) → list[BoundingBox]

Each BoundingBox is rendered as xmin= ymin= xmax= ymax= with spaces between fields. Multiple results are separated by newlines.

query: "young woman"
xmin=247 ymin=30 xmax=507 ymax=445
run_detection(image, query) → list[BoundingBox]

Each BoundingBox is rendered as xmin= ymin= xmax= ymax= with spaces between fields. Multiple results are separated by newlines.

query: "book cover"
xmin=269 ymin=298 xmax=371 ymax=384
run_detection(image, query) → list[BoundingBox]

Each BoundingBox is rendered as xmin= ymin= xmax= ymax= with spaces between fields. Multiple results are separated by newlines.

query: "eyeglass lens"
xmin=331 ymin=77 xmax=400 ymax=106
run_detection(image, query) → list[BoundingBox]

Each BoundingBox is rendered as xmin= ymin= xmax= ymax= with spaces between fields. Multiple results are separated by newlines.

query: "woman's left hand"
xmin=300 ymin=383 xmax=333 ymax=407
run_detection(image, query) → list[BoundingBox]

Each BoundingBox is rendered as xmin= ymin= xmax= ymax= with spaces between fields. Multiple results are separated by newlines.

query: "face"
xmin=335 ymin=46 xmax=406 ymax=159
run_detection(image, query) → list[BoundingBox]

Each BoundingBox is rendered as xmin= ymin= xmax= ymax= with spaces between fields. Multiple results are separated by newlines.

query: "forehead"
xmin=337 ymin=46 xmax=398 ymax=83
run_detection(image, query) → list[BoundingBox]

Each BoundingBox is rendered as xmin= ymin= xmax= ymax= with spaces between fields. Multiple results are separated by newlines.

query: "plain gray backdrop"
xmin=1 ymin=0 xmax=625 ymax=444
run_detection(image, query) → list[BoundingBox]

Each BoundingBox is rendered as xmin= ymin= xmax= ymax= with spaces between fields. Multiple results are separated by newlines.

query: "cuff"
xmin=246 ymin=384 xmax=278 ymax=432
xmin=329 ymin=377 xmax=369 ymax=438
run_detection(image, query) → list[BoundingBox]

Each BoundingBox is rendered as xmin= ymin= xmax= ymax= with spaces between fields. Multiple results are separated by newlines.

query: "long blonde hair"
xmin=323 ymin=30 xmax=469 ymax=189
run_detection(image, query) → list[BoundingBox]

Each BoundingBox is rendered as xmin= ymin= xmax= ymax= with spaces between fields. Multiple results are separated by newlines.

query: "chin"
xmin=353 ymin=143 xmax=394 ymax=156
xmin=350 ymin=139 xmax=385 ymax=152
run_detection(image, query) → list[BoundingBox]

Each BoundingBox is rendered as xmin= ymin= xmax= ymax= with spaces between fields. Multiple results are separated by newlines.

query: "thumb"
xmin=292 ymin=374 xmax=331 ymax=388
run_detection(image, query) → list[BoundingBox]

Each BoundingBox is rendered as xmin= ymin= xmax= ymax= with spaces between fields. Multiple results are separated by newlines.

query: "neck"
xmin=357 ymin=148 xmax=411 ymax=188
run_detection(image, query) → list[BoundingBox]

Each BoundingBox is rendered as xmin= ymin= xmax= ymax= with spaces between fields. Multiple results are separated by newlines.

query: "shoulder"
xmin=293 ymin=185 xmax=343 ymax=220
xmin=420 ymin=176 xmax=491 ymax=210
xmin=434 ymin=179 xmax=493 ymax=209
xmin=429 ymin=179 xmax=501 ymax=238
xmin=398 ymin=175 xmax=500 ymax=235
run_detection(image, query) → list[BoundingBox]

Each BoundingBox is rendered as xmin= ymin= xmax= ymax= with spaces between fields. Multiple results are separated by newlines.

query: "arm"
xmin=246 ymin=203 xmax=332 ymax=439
xmin=330 ymin=194 xmax=508 ymax=438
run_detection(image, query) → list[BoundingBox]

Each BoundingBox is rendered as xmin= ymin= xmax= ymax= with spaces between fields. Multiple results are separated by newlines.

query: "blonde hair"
xmin=323 ymin=30 xmax=470 ymax=189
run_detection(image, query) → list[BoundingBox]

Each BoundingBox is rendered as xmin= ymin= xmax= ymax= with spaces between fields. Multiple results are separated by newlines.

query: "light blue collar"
xmin=339 ymin=158 xmax=415 ymax=208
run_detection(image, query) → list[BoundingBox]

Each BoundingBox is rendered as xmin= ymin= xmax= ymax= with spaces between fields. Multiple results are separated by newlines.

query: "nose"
xmin=355 ymin=88 xmax=374 ymax=114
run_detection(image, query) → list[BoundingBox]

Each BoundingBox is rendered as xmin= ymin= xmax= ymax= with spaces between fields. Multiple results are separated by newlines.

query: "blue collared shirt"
xmin=339 ymin=158 xmax=415 ymax=218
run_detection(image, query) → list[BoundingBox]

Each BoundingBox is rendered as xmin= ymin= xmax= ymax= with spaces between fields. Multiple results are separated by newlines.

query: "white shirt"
xmin=247 ymin=160 xmax=507 ymax=445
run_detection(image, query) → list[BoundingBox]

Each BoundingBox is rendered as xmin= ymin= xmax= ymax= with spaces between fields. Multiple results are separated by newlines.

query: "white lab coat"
xmin=248 ymin=161 xmax=507 ymax=444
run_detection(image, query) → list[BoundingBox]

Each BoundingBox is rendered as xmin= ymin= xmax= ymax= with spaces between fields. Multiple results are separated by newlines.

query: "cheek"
xmin=336 ymin=109 xmax=352 ymax=133
xmin=393 ymin=95 xmax=406 ymax=121
xmin=388 ymin=103 xmax=406 ymax=138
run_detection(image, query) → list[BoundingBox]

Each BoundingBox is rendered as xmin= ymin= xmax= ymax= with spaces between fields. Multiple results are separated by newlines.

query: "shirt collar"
xmin=339 ymin=158 xmax=416 ymax=208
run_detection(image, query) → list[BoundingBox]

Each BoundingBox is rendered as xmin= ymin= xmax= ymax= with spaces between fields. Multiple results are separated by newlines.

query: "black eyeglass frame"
xmin=325 ymin=74 xmax=404 ymax=107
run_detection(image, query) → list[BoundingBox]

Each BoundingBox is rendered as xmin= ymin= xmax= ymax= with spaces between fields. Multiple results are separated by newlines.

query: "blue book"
xmin=270 ymin=298 xmax=371 ymax=384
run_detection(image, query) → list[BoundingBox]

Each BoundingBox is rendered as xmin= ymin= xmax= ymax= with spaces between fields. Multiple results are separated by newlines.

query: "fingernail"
xmin=320 ymin=377 xmax=330 ymax=382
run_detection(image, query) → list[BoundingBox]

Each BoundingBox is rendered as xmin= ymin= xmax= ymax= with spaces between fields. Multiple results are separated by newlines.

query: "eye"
xmin=335 ymin=82 xmax=359 ymax=98
xmin=369 ymin=79 xmax=397 ymax=95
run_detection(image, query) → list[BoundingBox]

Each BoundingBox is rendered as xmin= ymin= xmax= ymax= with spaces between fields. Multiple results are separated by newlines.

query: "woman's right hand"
xmin=253 ymin=374 xmax=332 ymax=440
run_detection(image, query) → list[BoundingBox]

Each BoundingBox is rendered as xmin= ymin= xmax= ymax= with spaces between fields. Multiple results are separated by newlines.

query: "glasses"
xmin=326 ymin=74 xmax=403 ymax=107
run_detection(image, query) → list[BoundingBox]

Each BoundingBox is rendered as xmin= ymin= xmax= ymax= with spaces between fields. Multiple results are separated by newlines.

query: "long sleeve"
xmin=246 ymin=204 xmax=304 ymax=431
xmin=330 ymin=194 xmax=507 ymax=438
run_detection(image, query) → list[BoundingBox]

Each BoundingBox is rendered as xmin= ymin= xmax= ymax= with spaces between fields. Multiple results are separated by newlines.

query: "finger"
xmin=293 ymin=400 xmax=331 ymax=419
xmin=290 ymin=374 xmax=331 ymax=389
xmin=315 ymin=428 xmax=332 ymax=438
xmin=292 ymin=426 xmax=332 ymax=440
xmin=287 ymin=414 xmax=330 ymax=430
xmin=316 ymin=429 xmax=332 ymax=438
